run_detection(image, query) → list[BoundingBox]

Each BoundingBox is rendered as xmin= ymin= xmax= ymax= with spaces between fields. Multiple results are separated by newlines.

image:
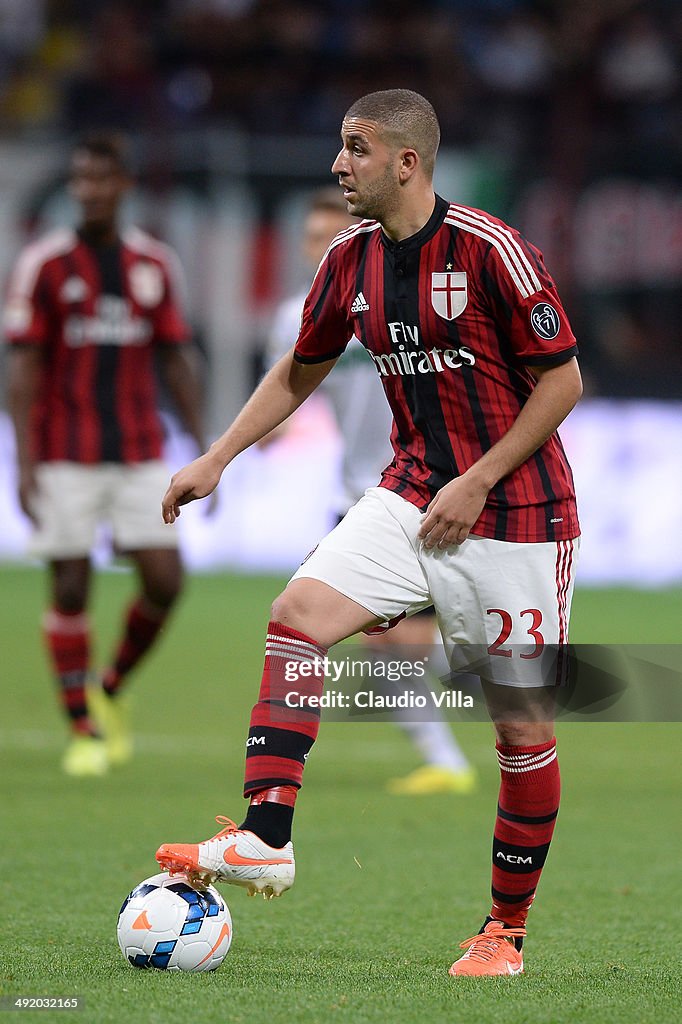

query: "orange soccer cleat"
xmin=155 ymin=816 xmax=295 ymax=900
xmin=449 ymin=920 xmax=526 ymax=977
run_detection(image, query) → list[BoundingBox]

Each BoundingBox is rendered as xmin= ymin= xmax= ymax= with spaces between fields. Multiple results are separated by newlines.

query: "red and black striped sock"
xmin=42 ymin=608 xmax=96 ymax=735
xmin=241 ymin=621 xmax=326 ymax=846
xmin=102 ymin=597 xmax=169 ymax=696
xmin=490 ymin=738 xmax=561 ymax=937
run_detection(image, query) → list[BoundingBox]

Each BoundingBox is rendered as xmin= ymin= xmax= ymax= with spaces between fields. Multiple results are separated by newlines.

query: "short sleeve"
xmin=483 ymin=233 xmax=578 ymax=367
xmin=3 ymin=255 xmax=50 ymax=347
xmin=154 ymin=251 xmax=191 ymax=345
xmin=293 ymin=251 xmax=352 ymax=364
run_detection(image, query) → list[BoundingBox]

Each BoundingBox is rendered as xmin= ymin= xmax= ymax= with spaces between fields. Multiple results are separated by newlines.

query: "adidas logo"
xmin=350 ymin=292 xmax=370 ymax=314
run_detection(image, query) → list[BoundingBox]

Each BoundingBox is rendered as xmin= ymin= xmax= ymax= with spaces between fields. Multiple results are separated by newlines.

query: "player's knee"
xmin=494 ymin=721 xmax=554 ymax=748
xmin=143 ymin=568 xmax=184 ymax=609
xmin=270 ymin=590 xmax=291 ymax=623
xmin=53 ymin=576 xmax=87 ymax=614
xmin=270 ymin=587 xmax=313 ymax=629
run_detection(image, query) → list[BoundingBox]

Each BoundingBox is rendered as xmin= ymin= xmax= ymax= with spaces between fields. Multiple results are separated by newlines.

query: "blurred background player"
xmin=264 ymin=188 xmax=476 ymax=796
xmin=4 ymin=134 xmax=207 ymax=777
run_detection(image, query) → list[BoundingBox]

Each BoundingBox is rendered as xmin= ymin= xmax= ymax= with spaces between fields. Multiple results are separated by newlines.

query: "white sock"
xmin=369 ymin=647 xmax=471 ymax=772
xmin=395 ymin=716 xmax=470 ymax=772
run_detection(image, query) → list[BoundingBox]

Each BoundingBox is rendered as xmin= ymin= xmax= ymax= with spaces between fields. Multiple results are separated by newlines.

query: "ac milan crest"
xmin=431 ymin=272 xmax=467 ymax=320
xmin=129 ymin=262 xmax=164 ymax=308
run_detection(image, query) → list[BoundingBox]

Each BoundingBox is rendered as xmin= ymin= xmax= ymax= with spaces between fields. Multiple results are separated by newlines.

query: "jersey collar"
xmin=380 ymin=194 xmax=449 ymax=252
xmin=77 ymin=226 xmax=121 ymax=250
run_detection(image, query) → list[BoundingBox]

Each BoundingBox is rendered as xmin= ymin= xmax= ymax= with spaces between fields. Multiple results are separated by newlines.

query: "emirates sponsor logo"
xmin=369 ymin=321 xmax=475 ymax=377
xmin=64 ymin=295 xmax=152 ymax=348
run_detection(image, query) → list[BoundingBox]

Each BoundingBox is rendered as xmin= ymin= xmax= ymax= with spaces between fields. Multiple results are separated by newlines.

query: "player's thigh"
xmin=365 ymin=606 xmax=436 ymax=656
xmin=29 ymin=462 xmax=104 ymax=559
xmin=289 ymin=487 xmax=431 ymax=632
xmin=427 ymin=535 xmax=580 ymax=687
xmin=272 ymin=578 xmax=382 ymax=648
xmin=110 ymin=461 xmax=178 ymax=552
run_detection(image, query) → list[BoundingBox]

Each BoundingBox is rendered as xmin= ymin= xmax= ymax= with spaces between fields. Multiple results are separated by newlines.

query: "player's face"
xmin=69 ymin=152 xmax=130 ymax=230
xmin=302 ymin=209 xmax=355 ymax=269
xmin=332 ymin=118 xmax=400 ymax=222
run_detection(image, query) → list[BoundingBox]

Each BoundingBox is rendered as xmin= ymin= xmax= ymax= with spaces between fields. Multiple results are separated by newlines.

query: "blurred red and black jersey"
xmin=4 ymin=226 xmax=190 ymax=464
xmin=294 ymin=195 xmax=580 ymax=543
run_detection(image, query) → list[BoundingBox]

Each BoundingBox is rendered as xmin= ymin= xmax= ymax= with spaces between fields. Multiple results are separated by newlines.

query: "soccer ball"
xmin=117 ymin=871 xmax=232 ymax=972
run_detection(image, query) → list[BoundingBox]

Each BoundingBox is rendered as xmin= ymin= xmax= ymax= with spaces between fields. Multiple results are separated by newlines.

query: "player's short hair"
xmin=71 ymin=133 xmax=132 ymax=174
xmin=307 ymin=187 xmax=353 ymax=217
xmin=345 ymin=89 xmax=440 ymax=177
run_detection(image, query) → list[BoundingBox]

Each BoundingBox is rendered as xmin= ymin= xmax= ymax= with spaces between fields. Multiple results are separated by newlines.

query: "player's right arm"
xmin=161 ymin=350 xmax=337 ymax=522
xmin=4 ymin=248 xmax=52 ymax=523
xmin=6 ymin=347 xmax=43 ymax=522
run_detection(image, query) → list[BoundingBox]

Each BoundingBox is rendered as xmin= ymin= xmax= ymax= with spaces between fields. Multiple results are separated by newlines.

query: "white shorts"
xmin=291 ymin=487 xmax=579 ymax=687
xmin=29 ymin=461 xmax=178 ymax=559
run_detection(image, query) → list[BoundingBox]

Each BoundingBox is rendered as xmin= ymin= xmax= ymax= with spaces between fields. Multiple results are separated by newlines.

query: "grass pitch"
xmin=1 ymin=566 xmax=681 ymax=1024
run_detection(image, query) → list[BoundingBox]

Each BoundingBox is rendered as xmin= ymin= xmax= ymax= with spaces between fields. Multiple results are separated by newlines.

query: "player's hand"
xmin=17 ymin=462 xmax=38 ymax=524
xmin=162 ymin=452 xmax=224 ymax=524
xmin=418 ymin=473 xmax=489 ymax=549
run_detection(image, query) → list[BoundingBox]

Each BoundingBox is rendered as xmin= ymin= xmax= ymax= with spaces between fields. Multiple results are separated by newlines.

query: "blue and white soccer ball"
xmin=117 ymin=871 xmax=232 ymax=972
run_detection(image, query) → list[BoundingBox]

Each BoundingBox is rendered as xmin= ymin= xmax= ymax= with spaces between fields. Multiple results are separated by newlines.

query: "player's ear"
xmin=397 ymin=148 xmax=419 ymax=183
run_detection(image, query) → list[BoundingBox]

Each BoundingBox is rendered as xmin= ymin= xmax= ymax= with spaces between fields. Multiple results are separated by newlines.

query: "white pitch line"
xmin=0 ymin=726 xmax=424 ymax=762
xmin=0 ymin=728 xmax=226 ymax=757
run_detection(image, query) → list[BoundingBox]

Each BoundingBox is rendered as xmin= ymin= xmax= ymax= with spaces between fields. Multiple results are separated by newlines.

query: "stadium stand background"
xmin=1 ymin=0 xmax=681 ymax=581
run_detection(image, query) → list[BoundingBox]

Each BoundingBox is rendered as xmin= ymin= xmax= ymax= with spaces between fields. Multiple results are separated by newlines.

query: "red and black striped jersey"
xmin=3 ymin=226 xmax=190 ymax=464
xmin=294 ymin=195 xmax=579 ymax=543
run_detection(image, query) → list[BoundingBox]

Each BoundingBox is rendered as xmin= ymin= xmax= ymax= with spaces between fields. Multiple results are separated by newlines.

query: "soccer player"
xmin=156 ymin=90 xmax=582 ymax=976
xmin=4 ymin=134 xmax=205 ymax=777
xmin=266 ymin=187 xmax=475 ymax=795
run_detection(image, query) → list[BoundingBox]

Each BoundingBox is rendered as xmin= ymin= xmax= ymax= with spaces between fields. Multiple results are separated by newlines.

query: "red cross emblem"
xmin=431 ymin=272 xmax=467 ymax=320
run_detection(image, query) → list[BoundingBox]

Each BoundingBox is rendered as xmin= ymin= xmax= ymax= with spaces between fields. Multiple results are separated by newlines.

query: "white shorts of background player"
xmin=29 ymin=460 xmax=178 ymax=559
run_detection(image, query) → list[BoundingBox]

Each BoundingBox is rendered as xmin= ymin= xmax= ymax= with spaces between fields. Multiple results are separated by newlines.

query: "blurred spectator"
xmin=0 ymin=0 xmax=45 ymax=66
xmin=1 ymin=0 xmax=678 ymax=149
xmin=63 ymin=5 xmax=166 ymax=131
xmin=598 ymin=9 xmax=678 ymax=102
xmin=0 ymin=0 xmax=680 ymax=398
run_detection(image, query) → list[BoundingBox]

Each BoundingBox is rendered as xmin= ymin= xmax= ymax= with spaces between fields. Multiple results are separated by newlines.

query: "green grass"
xmin=1 ymin=566 xmax=681 ymax=1024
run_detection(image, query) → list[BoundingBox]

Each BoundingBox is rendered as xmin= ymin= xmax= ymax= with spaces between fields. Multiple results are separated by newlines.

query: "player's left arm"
xmin=418 ymin=357 xmax=582 ymax=548
xmin=152 ymin=248 xmax=209 ymax=452
xmin=158 ymin=345 xmax=207 ymax=453
xmin=158 ymin=343 xmax=219 ymax=516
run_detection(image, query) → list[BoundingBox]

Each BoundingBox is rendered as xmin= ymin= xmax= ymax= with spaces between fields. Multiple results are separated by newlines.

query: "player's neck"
xmin=78 ymin=221 xmax=119 ymax=247
xmin=380 ymin=188 xmax=436 ymax=244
